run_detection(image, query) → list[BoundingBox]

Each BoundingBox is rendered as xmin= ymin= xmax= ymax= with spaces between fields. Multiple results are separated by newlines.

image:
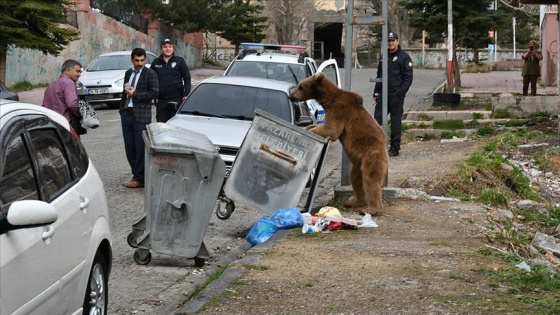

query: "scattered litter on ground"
xmin=514 ymin=261 xmax=532 ymax=272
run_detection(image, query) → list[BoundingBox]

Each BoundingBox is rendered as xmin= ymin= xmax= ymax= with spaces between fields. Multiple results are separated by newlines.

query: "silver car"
xmin=0 ymin=100 xmax=112 ymax=314
xmin=167 ymin=76 xmax=314 ymax=173
xmin=77 ymin=50 xmax=157 ymax=108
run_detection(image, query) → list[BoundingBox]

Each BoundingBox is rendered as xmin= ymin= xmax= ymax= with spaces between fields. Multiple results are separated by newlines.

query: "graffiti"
xmin=549 ymin=39 xmax=558 ymax=58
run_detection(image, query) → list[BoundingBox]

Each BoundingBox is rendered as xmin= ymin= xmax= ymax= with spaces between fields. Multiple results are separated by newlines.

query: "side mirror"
xmin=2 ymin=200 xmax=58 ymax=234
xmin=297 ymin=116 xmax=314 ymax=127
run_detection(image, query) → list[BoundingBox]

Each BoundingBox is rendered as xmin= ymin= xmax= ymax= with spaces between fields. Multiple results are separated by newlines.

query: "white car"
xmin=223 ymin=43 xmax=342 ymax=124
xmin=167 ymin=76 xmax=314 ymax=172
xmin=77 ymin=50 xmax=157 ymax=108
xmin=0 ymin=100 xmax=112 ymax=314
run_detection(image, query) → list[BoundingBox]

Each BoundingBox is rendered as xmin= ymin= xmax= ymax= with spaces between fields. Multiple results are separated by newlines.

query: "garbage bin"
xmin=223 ymin=109 xmax=328 ymax=216
xmin=127 ymin=123 xmax=225 ymax=266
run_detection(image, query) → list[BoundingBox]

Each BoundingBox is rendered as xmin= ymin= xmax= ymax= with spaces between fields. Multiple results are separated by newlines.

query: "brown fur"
xmin=290 ymin=72 xmax=388 ymax=215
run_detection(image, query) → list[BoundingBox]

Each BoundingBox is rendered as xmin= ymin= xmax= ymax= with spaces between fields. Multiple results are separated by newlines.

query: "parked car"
xmin=0 ymin=100 xmax=112 ymax=315
xmin=76 ymin=50 xmax=157 ymax=108
xmin=223 ymin=43 xmax=342 ymax=124
xmin=0 ymin=80 xmax=18 ymax=101
xmin=167 ymin=76 xmax=314 ymax=173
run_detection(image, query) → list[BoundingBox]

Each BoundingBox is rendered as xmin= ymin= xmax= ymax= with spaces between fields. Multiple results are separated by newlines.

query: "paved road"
xmin=18 ymin=67 xmax=445 ymax=314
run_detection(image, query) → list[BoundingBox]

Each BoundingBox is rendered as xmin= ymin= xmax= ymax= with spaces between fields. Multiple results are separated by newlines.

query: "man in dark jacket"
xmin=373 ymin=32 xmax=413 ymax=157
xmin=151 ymin=38 xmax=191 ymax=122
xmin=120 ymin=48 xmax=159 ymax=188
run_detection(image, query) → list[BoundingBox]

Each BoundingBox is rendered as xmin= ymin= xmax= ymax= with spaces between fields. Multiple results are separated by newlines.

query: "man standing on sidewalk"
xmin=521 ymin=40 xmax=543 ymax=96
xmin=373 ymin=32 xmax=413 ymax=157
xmin=120 ymin=48 xmax=158 ymax=188
xmin=151 ymin=38 xmax=191 ymax=122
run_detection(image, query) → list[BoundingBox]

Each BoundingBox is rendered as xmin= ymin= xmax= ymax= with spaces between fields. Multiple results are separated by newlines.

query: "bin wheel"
xmin=127 ymin=232 xmax=138 ymax=248
xmin=194 ymin=257 xmax=206 ymax=268
xmin=133 ymin=250 xmax=151 ymax=265
xmin=216 ymin=201 xmax=235 ymax=220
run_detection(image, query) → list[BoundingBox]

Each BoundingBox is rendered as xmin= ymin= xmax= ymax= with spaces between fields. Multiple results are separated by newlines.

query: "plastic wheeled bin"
xmin=222 ymin=109 xmax=329 ymax=216
xmin=127 ymin=123 xmax=225 ymax=266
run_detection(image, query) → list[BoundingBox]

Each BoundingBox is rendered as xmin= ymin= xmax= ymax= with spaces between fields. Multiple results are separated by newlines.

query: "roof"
xmin=0 ymin=100 xmax=69 ymax=130
xmin=238 ymin=53 xmax=305 ymax=64
xmin=198 ymin=76 xmax=296 ymax=92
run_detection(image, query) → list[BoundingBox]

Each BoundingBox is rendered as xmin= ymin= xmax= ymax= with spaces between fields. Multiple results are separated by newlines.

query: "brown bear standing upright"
xmin=290 ymin=72 xmax=388 ymax=215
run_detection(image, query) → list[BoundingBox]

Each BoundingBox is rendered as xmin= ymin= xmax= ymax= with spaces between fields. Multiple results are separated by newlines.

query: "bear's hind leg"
xmin=344 ymin=163 xmax=367 ymax=208
xmin=360 ymin=160 xmax=386 ymax=216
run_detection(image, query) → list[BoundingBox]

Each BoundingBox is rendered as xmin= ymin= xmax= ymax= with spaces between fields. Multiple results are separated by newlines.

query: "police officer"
xmin=151 ymin=38 xmax=192 ymax=122
xmin=373 ymin=32 xmax=413 ymax=157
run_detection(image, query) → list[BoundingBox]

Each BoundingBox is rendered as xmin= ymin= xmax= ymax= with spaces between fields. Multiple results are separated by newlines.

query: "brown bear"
xmin=290 ymin=72 xmax=388 ymax=215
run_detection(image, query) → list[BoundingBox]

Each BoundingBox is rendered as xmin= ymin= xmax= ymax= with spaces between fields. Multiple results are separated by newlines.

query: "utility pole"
xmin=447 ymin=0 xmax=454 ymax=91
xmin=341 ymin=0 xmax=387 ymax=185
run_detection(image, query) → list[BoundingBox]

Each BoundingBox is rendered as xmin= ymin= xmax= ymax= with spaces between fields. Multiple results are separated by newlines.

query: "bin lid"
xmin=146 ymin=123 xmax=218 ymax=155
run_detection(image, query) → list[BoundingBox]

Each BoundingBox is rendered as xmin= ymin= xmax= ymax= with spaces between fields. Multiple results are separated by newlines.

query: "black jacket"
xmin=374 ymin=46 xmax=413 ymax=97
xmin=151 ymin=54 xmax=191 ymax=99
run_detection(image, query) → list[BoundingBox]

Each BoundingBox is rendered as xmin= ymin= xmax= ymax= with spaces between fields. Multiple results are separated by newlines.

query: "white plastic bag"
xmin=359 ymin=213 xmax=378 ymax=228
xmin=79 ymin=99 xmax=100 ymax=129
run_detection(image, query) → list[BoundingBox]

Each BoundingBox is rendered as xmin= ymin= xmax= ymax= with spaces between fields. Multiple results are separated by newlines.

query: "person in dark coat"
xmin=120 ymin=48 xmax=159 ymax=188
xmin=151 ymin=38 xmax=191 ymax=122
xmin=373 ymin=32 xmax=413 ymax=157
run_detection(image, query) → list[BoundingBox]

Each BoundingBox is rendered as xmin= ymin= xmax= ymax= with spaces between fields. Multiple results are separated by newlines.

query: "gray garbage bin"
xmin=127 ymin=123 xmax=225 ymax=266
xmin=223 ymin=109 xmax=328 ymax=216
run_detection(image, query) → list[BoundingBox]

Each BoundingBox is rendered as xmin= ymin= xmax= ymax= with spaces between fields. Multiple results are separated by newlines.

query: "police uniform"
xmin=373 ymin=32 xmax=413 ymax=155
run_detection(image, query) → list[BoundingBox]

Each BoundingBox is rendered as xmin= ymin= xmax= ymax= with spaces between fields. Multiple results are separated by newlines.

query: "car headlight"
xmin=76 ymin=81 xmax=84 ymax=89
xmin=116 ymin=78 xmax=124 ymax=86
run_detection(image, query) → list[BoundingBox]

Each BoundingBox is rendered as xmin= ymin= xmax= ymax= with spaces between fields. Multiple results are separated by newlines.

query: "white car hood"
xmin=167 ymin=115 xmax=251 ymax=148
xmin=79 ymin=70 xmax=125 ymax=85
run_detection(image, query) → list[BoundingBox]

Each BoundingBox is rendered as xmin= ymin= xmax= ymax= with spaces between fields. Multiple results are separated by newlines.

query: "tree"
xmin=0 ymin=0 xmax=80 ymax=81
xmin=216 ymin=0 xmax=267 ymax=55
xmin=399 ymin=0 xmax=506 ymax=88
xmin=262 ymin=0 xmax=325 ymax=46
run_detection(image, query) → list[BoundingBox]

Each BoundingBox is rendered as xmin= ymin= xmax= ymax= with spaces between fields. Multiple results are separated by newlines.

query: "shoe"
xmin=123 ymin=180 xmax=144 ymax=188
xmin=388 ymin=148 xmax=399 ymax=157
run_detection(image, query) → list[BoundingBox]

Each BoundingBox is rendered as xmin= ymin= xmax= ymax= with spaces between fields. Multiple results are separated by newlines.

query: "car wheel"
xmin=83 ymin=251 xmax=108 ymax=315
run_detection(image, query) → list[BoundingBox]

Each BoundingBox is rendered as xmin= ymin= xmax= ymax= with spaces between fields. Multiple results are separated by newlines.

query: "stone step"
xmin=403 ymin=118 xmax=514 ymax=127
xmin=405 ymin=110 xmax=492 ymax=121
xmin=406 ymin=128 xmax=477 ymax=139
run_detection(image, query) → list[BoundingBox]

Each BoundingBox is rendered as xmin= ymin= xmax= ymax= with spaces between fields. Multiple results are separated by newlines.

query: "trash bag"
xmin=268 ymin=207 xmax=304 ymax=229
xmin=246 ymin=217 xmax=279 ymax=246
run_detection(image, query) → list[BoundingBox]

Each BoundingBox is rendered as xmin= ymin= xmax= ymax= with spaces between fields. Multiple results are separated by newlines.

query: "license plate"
xmin=88 ymin=88 xmax=109 ymax=95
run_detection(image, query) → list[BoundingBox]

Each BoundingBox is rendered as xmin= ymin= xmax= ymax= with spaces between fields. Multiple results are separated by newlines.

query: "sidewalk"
xmin=460 ymin=70 xmax=558 ymax=96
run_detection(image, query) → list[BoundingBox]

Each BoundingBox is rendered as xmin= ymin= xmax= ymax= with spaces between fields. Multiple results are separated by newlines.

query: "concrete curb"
xmin=174 ymin=230 xmax=290 ymax=314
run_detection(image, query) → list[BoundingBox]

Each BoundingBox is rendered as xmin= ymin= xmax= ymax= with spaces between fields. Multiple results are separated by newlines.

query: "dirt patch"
xmin=192 ymin=120 xmax=560 ymax=314
xmin=197 ymin=201 xmax=524 ymax=314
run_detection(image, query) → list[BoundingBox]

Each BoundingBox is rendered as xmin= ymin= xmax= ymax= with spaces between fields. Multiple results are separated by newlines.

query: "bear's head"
xmin=289 ymin=72 xmax=335 ymax=104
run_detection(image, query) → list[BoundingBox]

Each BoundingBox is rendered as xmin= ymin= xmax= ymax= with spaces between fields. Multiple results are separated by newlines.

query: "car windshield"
xmin=179 ymin=83 xmax=292 ymax=122
xmin=86 ymin=55 xmax=131 ymax=71
xmin=226 ymin=62 xmax=306 ymax=84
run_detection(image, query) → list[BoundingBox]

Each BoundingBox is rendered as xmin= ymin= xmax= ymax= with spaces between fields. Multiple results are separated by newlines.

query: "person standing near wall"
xmin=151 ymin=38 xmax=191 ymax=123
xmin=120 ymin=48 xmax=159 ymax=189
xmin=373 ymin=32 xmax=413 ymax=157
xmin=521 ymin=40 xmax=543 ymax=96
xmin=43 ymin=59 xmax=83 ymax=136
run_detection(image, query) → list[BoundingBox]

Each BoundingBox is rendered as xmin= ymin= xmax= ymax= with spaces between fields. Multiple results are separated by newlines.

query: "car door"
xmin=0 ymin=115 xmax=64 ymax=314
xmin=317 ymin=59 xmax=342 ymax=88
xmin=26 ymin=124 xmax=92 ymax=314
